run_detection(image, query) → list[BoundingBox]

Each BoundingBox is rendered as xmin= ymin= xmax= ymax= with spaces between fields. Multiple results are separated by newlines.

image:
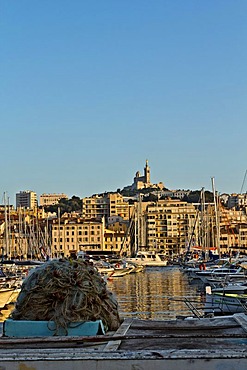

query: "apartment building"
xmin=218 ymin=206 xmax=247 ymax=252
xmin=81 ymin=193 xmax=131 ymax=222
xmin=40 ymin=193 xmax=68 ymax=206
xmin=108 ymin=193 xmax=132 ymax=220
xmin=104 ymin=228 xmax=130 ymax=255
xmin=145 ymin=200 xmax=198 ymax=256
xmin=16 ymin=191 xmax=37 ymax=209
xmin=51 ymin=217 xmax=105 ymax=257
xmin=238 ymin=224 xmax=247 ymax=254
xmin=82 ymin=195 xmax=109 ymax=220
xmin=220 ymin=227 xmax=239 ymax=255
xmin=50 ymin=215 xmax=131 ymax=257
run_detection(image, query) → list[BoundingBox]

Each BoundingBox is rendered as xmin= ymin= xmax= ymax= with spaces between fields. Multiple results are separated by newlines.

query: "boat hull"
xmin=126 ymin=258 xmax=167 ymax=267
xmin=126 ymin=251 xmax=168 ymax=267
xmin=205 ymin=293 xmax=247 ymax=314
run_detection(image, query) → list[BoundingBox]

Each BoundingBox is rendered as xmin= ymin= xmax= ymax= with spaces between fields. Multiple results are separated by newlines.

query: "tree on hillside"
xmin=44 ymin=196 xmax=82 ymax=215
xmin=183 ymin=190 xmax=214 ymax=204
xmin=142 ymin=193 xmax=158 ymax=202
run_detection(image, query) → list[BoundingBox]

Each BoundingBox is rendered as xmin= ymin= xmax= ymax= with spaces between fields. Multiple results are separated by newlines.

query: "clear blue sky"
xmin=1 ymin=0 xmax=247 ymax=205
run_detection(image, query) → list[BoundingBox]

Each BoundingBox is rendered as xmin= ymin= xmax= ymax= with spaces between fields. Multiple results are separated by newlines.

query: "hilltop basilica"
xmin=130 ymin=160 xmax=164 ymax=191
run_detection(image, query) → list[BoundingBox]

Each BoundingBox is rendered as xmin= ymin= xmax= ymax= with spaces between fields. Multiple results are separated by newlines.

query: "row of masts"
xmin=2 ymin=192 xmax=50 ymax=260
xmin=193 ymin=178 xmax=221 ymax=258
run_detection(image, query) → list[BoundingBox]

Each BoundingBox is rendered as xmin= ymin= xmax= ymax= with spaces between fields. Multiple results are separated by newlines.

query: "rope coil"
xmin=11 ymin=259 xmax=121 ymax=334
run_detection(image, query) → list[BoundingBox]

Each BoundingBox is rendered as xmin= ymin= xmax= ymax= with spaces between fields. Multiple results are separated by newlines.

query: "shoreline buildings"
xmin=1 ymin=161 xmax=247 ymax=259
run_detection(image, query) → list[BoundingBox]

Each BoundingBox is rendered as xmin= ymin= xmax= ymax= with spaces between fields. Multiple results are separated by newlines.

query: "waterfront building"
xmin=40 ymin=193 xmax=68 ymax=206
xmin=220 ymin=227 xmax=239 ymax=255
xmin=238 ymin=223 xmax=247 ymax=254
xmin=16 ymin=190 xmax=37 ymax=209
xmin=107 ymin=216 xmax=129 ymax=232
xmin=104 ymin=228 xmax=130 ymax=255
xmin=50 ymin=217 xmax=105 ymax=257
xmin=107 ymin=217 xmax=130 ymax=255
xmin=108 ymin=215 xmax=124 ymax=225
xmin=219 ymin=205 xmax=247 ymax=254
xmin=81 ymin=193 xmax=131 ymax=222
xmin=82 ymin=195 xmax=109 ymax=220
xmin=50 ymin=215 xmax=131 ymax=257
xmin=49 ymin=199 xmax=247 ymax=259
xmin=108 ymin=193 xmax=133 ymax=220
xmin=145 ymin=199 xmax=198 ymax=256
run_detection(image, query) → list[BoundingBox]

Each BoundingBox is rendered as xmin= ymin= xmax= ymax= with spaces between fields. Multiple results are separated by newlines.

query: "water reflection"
xmin=108 ymin=266 xmax=202 ymax=320
xmin=0 ymin=304 xmax=14 ymax=322
xmin=0 ymin=266 xmax=202 ymax=322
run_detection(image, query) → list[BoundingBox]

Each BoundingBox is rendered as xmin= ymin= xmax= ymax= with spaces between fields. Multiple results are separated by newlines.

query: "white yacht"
xmin=126 ymin=251 xmax=168 ymax=267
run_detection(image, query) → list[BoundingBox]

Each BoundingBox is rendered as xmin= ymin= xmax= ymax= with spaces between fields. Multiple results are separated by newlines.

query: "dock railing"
xmin=168 ymin=296 xmax=205 ymax=318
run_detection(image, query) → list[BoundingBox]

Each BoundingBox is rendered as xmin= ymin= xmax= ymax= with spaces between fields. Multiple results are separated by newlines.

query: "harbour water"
xmin=0 ymin=265 xmax=202 ymax=322
xmin=108 ymin=265 xmax=202 ymax=320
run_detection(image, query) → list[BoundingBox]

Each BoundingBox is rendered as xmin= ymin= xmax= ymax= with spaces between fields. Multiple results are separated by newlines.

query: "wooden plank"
xmin=130 ymin=317 xmax=237 ymax=330
xmin=104 ymin=318 xmax=133 ymax=351
xmin=0 ymin=331 xmax=247 ymax=349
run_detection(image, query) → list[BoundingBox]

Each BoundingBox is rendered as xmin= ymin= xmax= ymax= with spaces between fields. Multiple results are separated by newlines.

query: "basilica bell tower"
xmin=144 ymin=159 xmax=150 ymax=185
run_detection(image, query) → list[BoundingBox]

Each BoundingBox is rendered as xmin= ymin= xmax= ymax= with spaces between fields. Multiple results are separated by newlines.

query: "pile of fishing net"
xmin=11 ymin=259 xmax=121 ymax=333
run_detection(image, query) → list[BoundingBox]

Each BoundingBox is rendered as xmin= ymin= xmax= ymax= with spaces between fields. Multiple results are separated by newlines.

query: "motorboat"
xmin=211 ymin=282 xmax=247 ymax=295
xmin=126 ymin=251 xmax=168 ymax=267
xmin=205 ymin=290 xmax=247 ymax=315
xmin=194 ymin=266 xmax=246 ymax=284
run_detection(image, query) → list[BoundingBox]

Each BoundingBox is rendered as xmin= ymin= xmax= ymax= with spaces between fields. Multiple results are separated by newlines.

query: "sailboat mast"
xmin=200 ymin=187 xmax=206 ymax=253
xmin=211 ymin=177 xmax=221 ymax=257
xmin=4 ymin=192 xmax=9 ymax=259
xmin=58 ymin=207 xmax=61 ymax=258
xmin=8 ymin=195 xmax=12 ymax=258
xmin=138 ymin=194 xmax=144 ymax=249
xmin=134 ymin=203 xmax=137 ymax=254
